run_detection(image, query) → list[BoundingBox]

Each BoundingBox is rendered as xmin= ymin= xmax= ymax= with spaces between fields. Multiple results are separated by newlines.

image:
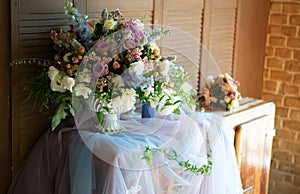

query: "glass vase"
xmin=96 ymin=113 xmax=126 ymax=135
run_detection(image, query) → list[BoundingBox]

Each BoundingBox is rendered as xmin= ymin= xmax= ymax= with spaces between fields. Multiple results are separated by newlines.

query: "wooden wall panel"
xmin=201 ymin=0 xmax=237 ymax=86
xmin=11 ymin=64 xmax=53 ymax=177
xmin=0 ymin=0 xmax=11 ymax=192
xmin=11 ymin=0 xmax=69 ymax=177
xmin=11 ymin=0 xmax=72 ymax=59
xmin=161 ymin=0 xmax=204 ymax=90
xmin=233 ymin=0 xmax=270 ymax=98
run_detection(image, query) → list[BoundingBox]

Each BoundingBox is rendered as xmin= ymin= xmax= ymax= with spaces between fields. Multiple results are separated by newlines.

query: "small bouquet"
xmin=201 ymin=73 xmax=242 ymax=111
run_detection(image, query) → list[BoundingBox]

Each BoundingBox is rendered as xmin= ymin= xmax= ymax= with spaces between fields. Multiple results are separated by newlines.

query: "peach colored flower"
xmin=67 ymin=69 xmax=73 ymax=75
xmin=72 ymin=57 xmax=79 ymax=63
xmin=78 ymin=46 xmax=85 ymax=54
xmin=113 ymin=61 xmax=120 ymax=69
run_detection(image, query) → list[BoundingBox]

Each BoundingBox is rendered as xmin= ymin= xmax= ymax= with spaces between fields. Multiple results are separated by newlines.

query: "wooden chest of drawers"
xmin=211 ymin=98 xmax=276 ymax=194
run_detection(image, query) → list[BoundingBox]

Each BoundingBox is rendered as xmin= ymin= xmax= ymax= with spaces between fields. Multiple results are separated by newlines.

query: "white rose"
xmin=50 ymin=73 xmax=66 ymax=92
xmin=129 ymin=61 xmax=144 ymax=75
xmin=47 ymin=66 xmax=59 ymax=80
xmin=74 ymin=83 xmax=92 ymax=99
xmin=62 ymin=76 xmax=75 ymax=92
xmin=111 ymin=75 xmax=125 ymax=88
xmin=131 ymin=18 xmax=144 ymax=30
xmin=181 ymin=82 xmax=193 ymax=93
xmin=160 ymin=60 xmax=170 ymax=76
xmin=110 ymin=89 xmax=136 ymax=113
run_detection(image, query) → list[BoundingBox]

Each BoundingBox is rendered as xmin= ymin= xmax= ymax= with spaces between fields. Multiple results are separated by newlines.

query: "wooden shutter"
xmin=201 ymin=0 xmax=238 ymax=88
xmin=10 ymin=0 xmax=69 ymax=176
xmin=160 ymin=0 xmax=204 ymax=90
xmin=86 ymin=0 xmax=154 ymax=25
xmin=11 ymin=0 xmax=71 ymax=59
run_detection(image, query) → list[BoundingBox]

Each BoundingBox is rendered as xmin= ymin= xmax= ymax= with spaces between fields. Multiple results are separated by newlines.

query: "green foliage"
xmin=23 ymin=68 xmax=73 ymax=130
xmin=142 ymin=134 xmax=213 ymax=176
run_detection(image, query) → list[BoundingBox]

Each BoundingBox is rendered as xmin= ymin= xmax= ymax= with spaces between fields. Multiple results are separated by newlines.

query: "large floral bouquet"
xmin=18 ymin=1 xmax=197 ymax=130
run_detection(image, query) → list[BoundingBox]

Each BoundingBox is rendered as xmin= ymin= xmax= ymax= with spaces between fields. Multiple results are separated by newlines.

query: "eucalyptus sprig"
xmin=142 ymin=136 xmax=213 ymax=176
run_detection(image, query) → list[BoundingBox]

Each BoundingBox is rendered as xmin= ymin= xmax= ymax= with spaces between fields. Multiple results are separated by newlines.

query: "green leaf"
xmin=51 ymin=104 xmax=68 ymax=130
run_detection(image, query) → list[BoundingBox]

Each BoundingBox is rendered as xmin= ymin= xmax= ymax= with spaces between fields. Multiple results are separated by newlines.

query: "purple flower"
xmin=91 ymin=62 xmax=108 ymax=80
xmin=97 ymin=39 xmax=109 ymax=51
xmin=125 ymin=39 xmax=137 ymax=50
xmin=133 ymin=29 xmax=145 ymax=41
xmin=125 ymin=22 xmax=136 ymax=31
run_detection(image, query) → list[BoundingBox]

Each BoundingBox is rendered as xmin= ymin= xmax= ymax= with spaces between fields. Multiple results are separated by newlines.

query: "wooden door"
xmin=234 ymin=115 xmax=274 ymax=194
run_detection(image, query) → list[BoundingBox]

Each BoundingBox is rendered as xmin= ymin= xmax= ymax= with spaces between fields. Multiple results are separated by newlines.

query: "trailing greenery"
xmin=142 ymin=137 xmax=213 ymax=176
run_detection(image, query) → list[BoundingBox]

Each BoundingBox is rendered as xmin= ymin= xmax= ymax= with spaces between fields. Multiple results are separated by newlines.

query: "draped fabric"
xmin=8 ymin=113 xmax=243 ymax=194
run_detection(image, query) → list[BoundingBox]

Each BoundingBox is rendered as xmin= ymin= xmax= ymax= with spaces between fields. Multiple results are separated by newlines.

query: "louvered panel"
xmin=87 ymin=1 xmax=154 ymax=33
xmin=11 ymin=64 xmax=52 ymax=176
xmin=12 ymin=0 xmax=73 ymax=59
xmin=14 ymin=21 xmax=71 ymax=58
xmin=204 ymin=5 xmax=237 ymax=76
xmin=88 ymin=11 xmax=153 ymax=24
xmin=87 ymin=0 xmax=153 ymax=13
xmin=161 ymin=0 xmax=203 ymax=90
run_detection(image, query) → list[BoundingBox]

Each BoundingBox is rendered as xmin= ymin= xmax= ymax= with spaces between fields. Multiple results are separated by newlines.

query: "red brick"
xmin=266 ymin=46 xmax=274 ymax=56
xmin=285 ymin=96 xmax=300 ymax=108
xmin=294 ymin=50 xmax=300 ymax=60
xmin=264 ymin=80 xmax=278 ymax=92
xmin=283 ymin=120 xmax=300 ymax=130
xmin=290 ymin=109 xmax=300 ymax=120
xmin=290 ymin=15 xmax=300 ymax=25
xmin=285 ymin=60 xmax=300 ymax=72
xmin=271 ymin=3 xmax=282 ymax=13
xmin=276 ymin=107 xmax=289 ymax=118
xmin=291 ymin=164 xmax=300 ymax=174
xmin=284 ymin=84 xmax=299 ymax=95
xmin=263 ymin=92 xmax=283 ymax=105
xmin=294 ymin=176 xmax=300 ymax=186
xmin=274 ymin=117 xmax=282 ymax=129
xmin=278 ymin=161 xmax=293 ymax=173
xmin=275 ymin=48 xmax=292 ymax=58
xmin=276 ymin=128 xmax=298 ymax=141
xmin=273 ymin=150 xmax=294 ymax=162
xmin=270 ymin=26 xmax=297 ymax=37
xmin=295 ymin=154 xmax=300 ymax=163
xmin=271 ymin=14 xmax=288 ymax=25
xmin=283 ymin=3 xmax=300 ymax=13
xmin=287 ymin=38 xmax=300 ymax=48
xmin=267 ymin=58 xmax=284 ymax=69
xmin=271 ymin=181 xmax=300 ymax=193
xmin=269 ymin=170 xmax=293 ymax=183
xmin=281 ymin=140 xmax=300 ymax=154
xmin=273 ymin=137 xmax=281 ymax=149
xmin=270 ymin=158 xmax=279 ymax=170
xmin=264 ymin=69 xmax=270 ymax=79
xmin=270 ymin=36 xmax=286 ymax=46
xmin=294 ymin=75 xmax=300 ymax=85
xmin=271 ymin=70 xmax=293 ymax=82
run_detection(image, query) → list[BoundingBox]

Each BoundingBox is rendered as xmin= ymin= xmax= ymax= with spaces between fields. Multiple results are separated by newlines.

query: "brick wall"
xmin=263 ymin=0 xmax=300 ymax=193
